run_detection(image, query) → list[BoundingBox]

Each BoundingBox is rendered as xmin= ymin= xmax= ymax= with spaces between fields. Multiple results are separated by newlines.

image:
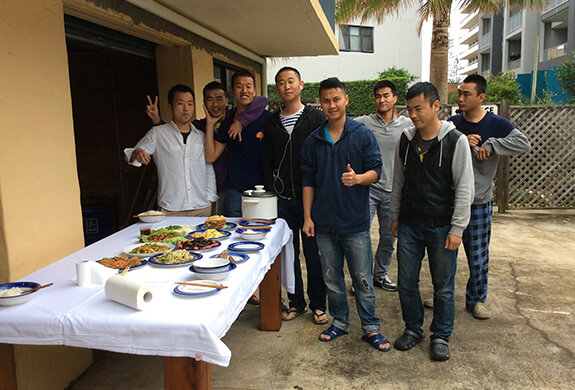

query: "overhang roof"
xmin=140 ymin=0 xmax=339 ymax=57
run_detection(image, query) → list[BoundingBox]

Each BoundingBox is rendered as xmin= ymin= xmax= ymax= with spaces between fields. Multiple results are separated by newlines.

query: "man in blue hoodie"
xmin=301 ymin=77 xmax=391 ymax=352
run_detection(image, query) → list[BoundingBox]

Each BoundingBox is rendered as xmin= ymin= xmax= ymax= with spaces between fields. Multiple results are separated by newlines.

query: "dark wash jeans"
xmin=278 ymin=197 xmax=326 ymax=313
xmin=396 ymin=223 xmax=457 ymax=342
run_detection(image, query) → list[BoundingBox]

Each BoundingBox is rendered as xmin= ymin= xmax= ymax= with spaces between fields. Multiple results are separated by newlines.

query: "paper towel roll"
xmin=105 ymin=275 xmax=155 ymax=310
xmin=76 ymin=261 xmax=92 ymax=286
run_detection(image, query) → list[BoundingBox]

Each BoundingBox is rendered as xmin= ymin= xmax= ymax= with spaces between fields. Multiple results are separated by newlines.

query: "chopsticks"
xmin=234 ymin=225 xmax=272 ymax=230
xmin=176 ymin=282 xmax=228 ymax=289
xmin=215 ymin=250 xmax=236 ymax=264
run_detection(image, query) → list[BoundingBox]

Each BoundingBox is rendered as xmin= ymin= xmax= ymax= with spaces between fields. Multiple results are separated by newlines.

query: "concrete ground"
xmin=70 ymin=210 xmax=575 ymax=390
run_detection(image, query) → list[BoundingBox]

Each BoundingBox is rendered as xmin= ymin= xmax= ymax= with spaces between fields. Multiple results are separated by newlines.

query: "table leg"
xmin=0 ymin=344 xmax=17 ymax=390
xmin=259 ymin=253 xmax=282 ymax=331
xmin=164 ymin=357 xmax=211 ymax=390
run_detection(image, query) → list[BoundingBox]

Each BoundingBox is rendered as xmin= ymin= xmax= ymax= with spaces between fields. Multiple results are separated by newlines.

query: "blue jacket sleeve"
xmin=300 ymin=137 xmax=316 ymax=188
xmin=362 ymin=129 xmax=382 ymax=181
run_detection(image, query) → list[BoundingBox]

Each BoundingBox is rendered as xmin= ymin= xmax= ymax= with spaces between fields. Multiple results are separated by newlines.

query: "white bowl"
xmin=192 ymin=257 xmax=230 ymax=270
xmin=189 ymin=263 xmax=236 ymax=281
xmin=137 ymin=211 xmax=166 ymax=223
xmin=239 ymin=230 xmax=268 ymax=241
xmin=0 ymin=282 xmax=40 ymax=306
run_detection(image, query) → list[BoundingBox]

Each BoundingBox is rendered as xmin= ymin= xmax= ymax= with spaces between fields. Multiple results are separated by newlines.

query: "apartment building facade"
xmin=457 ymin=0 xmax=574 ymax=100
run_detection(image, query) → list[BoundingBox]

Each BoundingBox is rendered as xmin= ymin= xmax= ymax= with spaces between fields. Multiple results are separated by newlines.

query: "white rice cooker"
xmin=241 ymin=185 xmax=278 ymax=220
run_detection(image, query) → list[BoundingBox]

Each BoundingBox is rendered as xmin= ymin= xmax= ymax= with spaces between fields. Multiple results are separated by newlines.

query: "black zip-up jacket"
xmin=262 ymin=105 xmax=325 ymax=199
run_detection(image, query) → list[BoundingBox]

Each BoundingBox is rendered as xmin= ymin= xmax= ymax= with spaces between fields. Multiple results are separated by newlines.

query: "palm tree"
xmin=336 ymin=0 xmax=542 ymax=103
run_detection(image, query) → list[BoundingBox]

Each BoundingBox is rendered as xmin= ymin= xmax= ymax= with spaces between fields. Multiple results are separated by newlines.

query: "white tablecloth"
xmin=0 ymin=217 xmax=294 ymax=367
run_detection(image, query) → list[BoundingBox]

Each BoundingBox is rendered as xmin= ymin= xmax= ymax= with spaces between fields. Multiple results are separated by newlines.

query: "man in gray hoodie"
xmin=355 ymin=80 xmax=412 ymax=292
xmin=390 ymin=82 xmax=474 ymax=361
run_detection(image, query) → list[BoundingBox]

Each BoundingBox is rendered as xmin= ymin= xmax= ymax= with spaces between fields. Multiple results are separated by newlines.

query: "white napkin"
xmin=91 ymin=261 xmax=118 ymax=284
xmin=71 ymin=261 xmax=117 ymax=285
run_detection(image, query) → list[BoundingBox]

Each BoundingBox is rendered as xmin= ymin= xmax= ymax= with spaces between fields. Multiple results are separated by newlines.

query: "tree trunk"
xmin=430 ymin=9 xmax=451 ymax=104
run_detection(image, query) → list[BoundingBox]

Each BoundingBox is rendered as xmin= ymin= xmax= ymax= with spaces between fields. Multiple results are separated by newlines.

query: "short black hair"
xmin=231 ymin=69 xmax=255 ymax=87
xmin=319 ymin=77 xmax=346 ymax=94
xmin=274 ymin=66 xmax=301 ymax=83
xmin=374 ymin=80 xmax=397 ymax=96
xmin=406 ymin=82 xmax=440 ymax=106
xmin=463 ymin=74 xmax=487 ymax=95
xmin=168 ymin=84 xmax=195 ymax=105
xmin=202 ymin=81 xmax=226 ymax=99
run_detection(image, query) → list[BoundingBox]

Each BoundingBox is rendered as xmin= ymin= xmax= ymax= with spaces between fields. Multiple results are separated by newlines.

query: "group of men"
xmin=124 ymin=69 xmax=530 ymax=361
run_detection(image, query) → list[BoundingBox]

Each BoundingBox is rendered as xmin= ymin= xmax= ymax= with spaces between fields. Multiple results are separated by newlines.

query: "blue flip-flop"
xmin=318 ymin=325 xmax=348 ymax=342
xmin=362 ymin=333 xmax=392 ymax=352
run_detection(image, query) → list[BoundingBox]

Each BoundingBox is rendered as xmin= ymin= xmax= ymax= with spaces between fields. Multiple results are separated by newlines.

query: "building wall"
xmin=0 ymin=0 xmax=93 ymax=388
xmin=1 ymin=0 xmax=270 ymax=388
xmin=266 ymin=8 xmax=422 ymax=83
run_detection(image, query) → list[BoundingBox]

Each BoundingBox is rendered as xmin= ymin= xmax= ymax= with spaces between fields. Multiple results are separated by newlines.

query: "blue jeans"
xmin=397 ymin=223 xmax=457 ymax=341
xmin=224 ymin=188 xmax=242 ymax=217
xmin=369 ymin=188 xmax=395 ymax=278
xmin=278 ymin=198 xmax=326 ymax=312
xmin=315 ymin=231 xmax=380 ymax=335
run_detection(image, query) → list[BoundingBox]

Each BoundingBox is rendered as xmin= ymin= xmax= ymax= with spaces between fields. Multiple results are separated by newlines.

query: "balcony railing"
xmin=507 ymin=11 xmax=523 ymax=34
xmin=544 ymin=43 xmax=566 ymax=60
xmin=480 ymin=32 xmax=492 ymax=48
xmin=545 ymin=0 xmax=568 ymax=12
xmin=508 ymin=58 xmax=521 ymax=69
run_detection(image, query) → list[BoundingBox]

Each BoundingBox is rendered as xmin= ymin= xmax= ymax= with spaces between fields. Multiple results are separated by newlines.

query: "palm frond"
xmin=336 ymin=0 xmax=416 ymax=23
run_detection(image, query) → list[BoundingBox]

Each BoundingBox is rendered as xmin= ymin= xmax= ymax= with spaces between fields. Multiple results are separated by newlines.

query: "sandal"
xmin=362 ymin=333 xmax=392 ymax=352
xmin=394 ymin=329 xmax=424 ymax=351
xmin=313 ymin=310 xmax=328 ymax=325
xmin=282 ymin=307 xmax=306 ymax=321
xmin=318 ymin=325 xmax=348 ymax=342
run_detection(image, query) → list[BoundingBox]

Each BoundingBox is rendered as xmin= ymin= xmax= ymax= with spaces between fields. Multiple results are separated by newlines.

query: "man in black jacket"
xmin=263 ymin=67 xmax=327 ymax=324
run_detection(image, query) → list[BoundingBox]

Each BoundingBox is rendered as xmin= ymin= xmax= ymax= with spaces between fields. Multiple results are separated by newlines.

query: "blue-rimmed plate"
xmin=195 ymin=222 xmax=237 ymax=231
xmin=187 ymin=229 xmax=232 ymax=241
xmin=239 ymin=220 xmax=273 ymax=227
xmin=0 ymin=282 xmax=41 ymax=306
xmin=227 ymin=241 xmax=265 ymax=252
xmin=173 ymin=280 xmax=223 ymax=297
xmin=210 ymin=252 xmax=250 ymax=263
xmin=123 ymin=242 xmax=174 ymax=258
xmin=147 ymin=250 xmax=202 ymax=267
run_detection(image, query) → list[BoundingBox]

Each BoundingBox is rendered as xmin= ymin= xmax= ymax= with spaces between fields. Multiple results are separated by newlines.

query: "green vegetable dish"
xmin=153 ymin=250 xmax=198 ymax=264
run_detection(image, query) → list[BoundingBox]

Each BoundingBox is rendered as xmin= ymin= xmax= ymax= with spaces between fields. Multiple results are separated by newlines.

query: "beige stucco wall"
xmin=0 ymin=0 xmax=92 ymax=388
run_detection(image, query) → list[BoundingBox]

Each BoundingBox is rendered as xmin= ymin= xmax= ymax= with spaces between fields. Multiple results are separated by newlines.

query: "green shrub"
xmin=556 ymin=52 xmax=575 ymax=102
xmin=267 ymin=67 xmax=417 ymax=115
xmin=485 ymin=72 xmax=523 ymax=104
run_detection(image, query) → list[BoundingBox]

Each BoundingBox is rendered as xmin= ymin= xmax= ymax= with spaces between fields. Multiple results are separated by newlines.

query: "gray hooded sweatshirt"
xmin=390 ymin=121 xmax=475 ymax=237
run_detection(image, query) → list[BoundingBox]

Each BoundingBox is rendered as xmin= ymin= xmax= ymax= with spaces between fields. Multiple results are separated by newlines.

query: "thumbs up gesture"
xmin=341 ymin=163 xmax=358 ymax=187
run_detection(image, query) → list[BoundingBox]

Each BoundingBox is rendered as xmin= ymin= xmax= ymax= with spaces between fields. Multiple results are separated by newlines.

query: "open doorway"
xmin=65 ymin=15 xmax=159 ymax=244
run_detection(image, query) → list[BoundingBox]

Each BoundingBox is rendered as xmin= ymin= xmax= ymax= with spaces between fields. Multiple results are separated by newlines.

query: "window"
xmin=339 ymin=25 xmax=374 ymax=53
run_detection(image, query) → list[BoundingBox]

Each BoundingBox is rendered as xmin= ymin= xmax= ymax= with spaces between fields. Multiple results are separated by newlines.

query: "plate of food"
xmin=173 ymin=280 xmax=223 ymax=297
xmin=0 ymin=282 xmax=42 ymax=306
xmin=139 ymin=225 xmax=192 ymax=244
xmin=210 ymin=251 xmax=250 ymax=263
xmin=97 ymin=256 xmax=147 ymax=271
xmin=195 ymin=222 xmax=237 ymax=231
xmin=123 ymin=242 xmax=174 ymax=258
xmin=227 ymin=241 xmax=265 ymax=253
xmin=187 ymin=229 xmax=231 ymax=241
xmin=176 ymin=238 xmax=221 ymax=251
xmin=147 ymin=250 xmax=202 ymax=267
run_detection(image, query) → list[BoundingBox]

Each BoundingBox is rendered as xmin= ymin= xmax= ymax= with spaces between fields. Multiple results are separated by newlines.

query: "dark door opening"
xmin=65 ymin=15 xmax=159 ymax=244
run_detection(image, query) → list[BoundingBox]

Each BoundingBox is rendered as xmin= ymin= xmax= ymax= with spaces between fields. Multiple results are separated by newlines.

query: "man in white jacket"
xmin=124 ymin=84 xmax=217 ymax=216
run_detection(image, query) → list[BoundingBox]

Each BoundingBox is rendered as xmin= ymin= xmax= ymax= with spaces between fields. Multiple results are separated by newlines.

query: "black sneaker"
xmin=373 ymin=275 xmax=397 ymax=292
